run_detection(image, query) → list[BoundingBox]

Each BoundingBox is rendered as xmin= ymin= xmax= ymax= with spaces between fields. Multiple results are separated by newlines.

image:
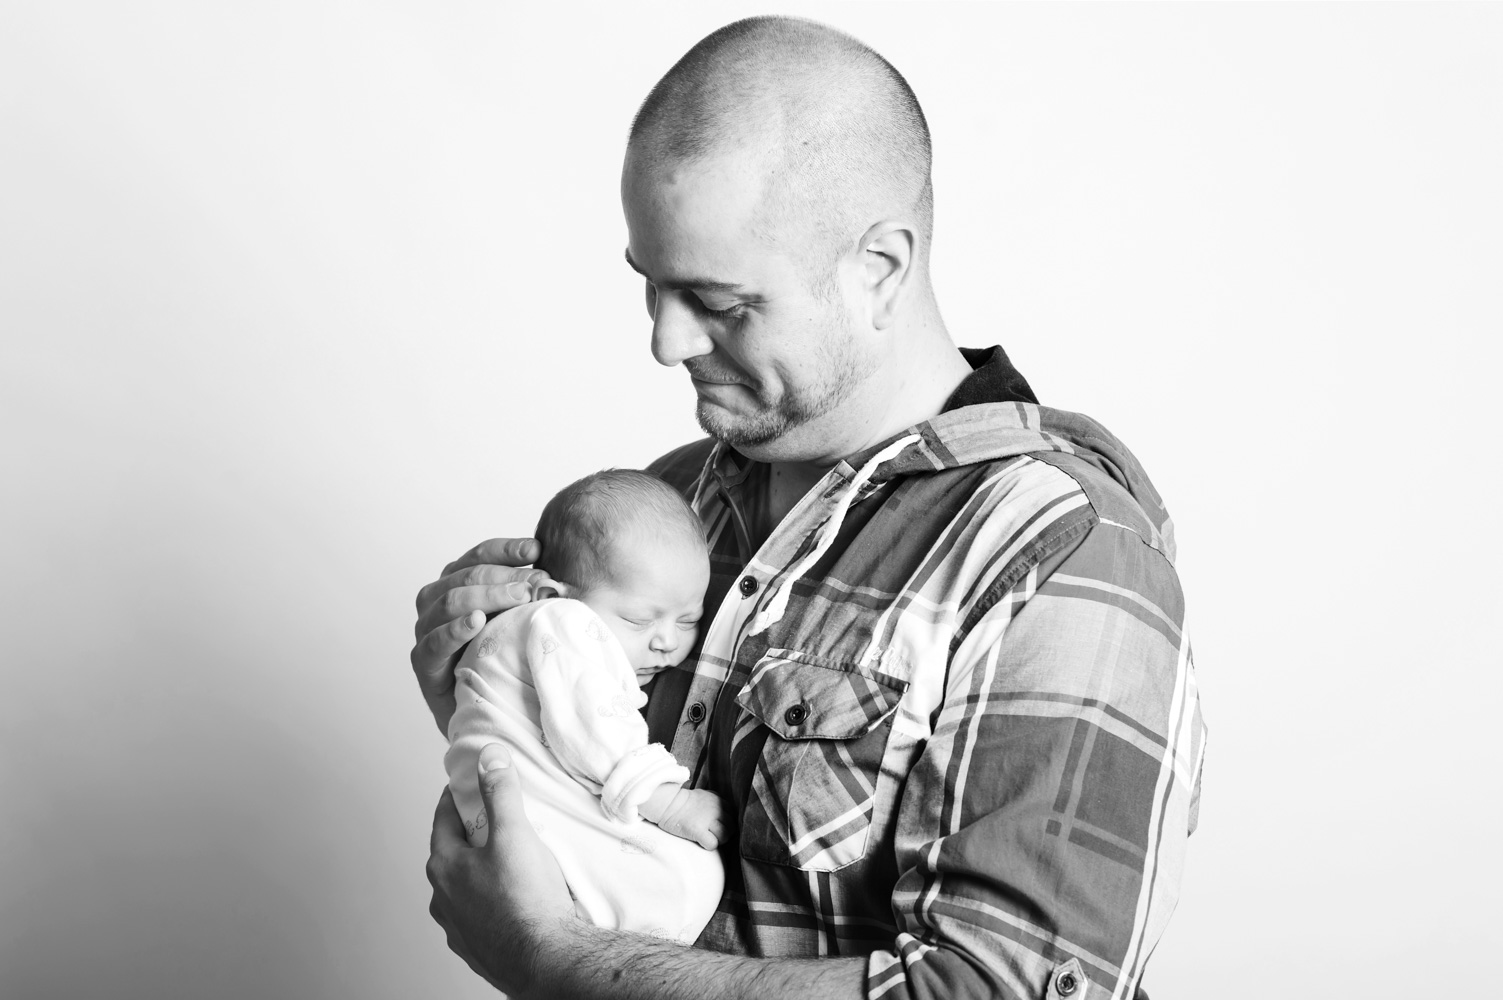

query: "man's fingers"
xmin=409 ymin=582 xmax=533 ymax=735
xmin=414 ymin=565 xmax=544 ymax=619
xmin=416 ymin=562 xmax=545 ymax=616
xmin=416 ymin=560 xmax=541 ymax=619
xmin=412 ymin=583 xmax=532 ymax=642
xmin=476 ymin=744 xmax=530 ymax=859
xmin=441 ymin=537 xmax=541 ymax=577
xmin=411 ymin=610 xmax=483 ymax=685
xmin=430 ymin=786 xmax=468 ymax=858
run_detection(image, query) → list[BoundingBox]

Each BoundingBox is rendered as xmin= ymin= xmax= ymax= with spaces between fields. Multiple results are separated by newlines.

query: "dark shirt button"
xmin=687 ymin=702 xmax=706 ymax=724
xmin=738 ymin=575 xmax=758 ymax=597
xmin=1055 ymin=971 xmax=1079 ymax=997
xmin=783 ymin=704 xmax=809 ymax=726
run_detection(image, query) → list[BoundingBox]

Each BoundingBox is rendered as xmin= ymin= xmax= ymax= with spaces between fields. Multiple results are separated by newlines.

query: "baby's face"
xmin=576 ymin=532 xmax=710 ymax=684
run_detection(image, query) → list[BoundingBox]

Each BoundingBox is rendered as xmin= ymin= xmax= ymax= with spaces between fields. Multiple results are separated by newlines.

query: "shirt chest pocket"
xmin=734 ymin=650 xmax=908 ymax=872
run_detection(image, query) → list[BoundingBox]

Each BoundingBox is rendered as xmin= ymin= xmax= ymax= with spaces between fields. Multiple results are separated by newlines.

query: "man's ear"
xmin=859 ymin=221 xmax=918 ymax=330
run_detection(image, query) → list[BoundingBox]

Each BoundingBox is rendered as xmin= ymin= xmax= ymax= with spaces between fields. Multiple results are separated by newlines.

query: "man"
xmin=414 ymin=16 xmax=1205 ymax=1000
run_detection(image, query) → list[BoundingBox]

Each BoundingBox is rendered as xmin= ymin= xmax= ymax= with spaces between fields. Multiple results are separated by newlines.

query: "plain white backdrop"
xmin=2 ymin=3 xmax=1499 ymax=997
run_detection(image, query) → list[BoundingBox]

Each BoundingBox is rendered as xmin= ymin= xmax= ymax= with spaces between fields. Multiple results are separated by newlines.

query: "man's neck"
xmin=764 ymin=462 xmax=829 ymax=527
xmin=759 ymin=338 xmax=974 ymax=525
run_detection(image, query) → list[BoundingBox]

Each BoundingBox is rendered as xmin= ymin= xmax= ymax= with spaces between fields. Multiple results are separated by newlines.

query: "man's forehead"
xmin=625 ymin=152 xmax=765 ymax=222
xmin=625 ymin=137 xmax=771 ymax=188
xmin=623 ymin=247 xmax=743 ymax=294
xmin=622 ymin=157 xmax=770 ymax=286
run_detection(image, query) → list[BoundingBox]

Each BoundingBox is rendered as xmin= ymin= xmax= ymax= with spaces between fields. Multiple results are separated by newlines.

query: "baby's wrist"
xmin=635 ymin=780 xmax=684 ymax=824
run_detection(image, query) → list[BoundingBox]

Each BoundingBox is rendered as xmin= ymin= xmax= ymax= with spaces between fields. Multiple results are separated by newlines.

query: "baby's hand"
xmin=652 ymin=787 xmax=725 ymax=850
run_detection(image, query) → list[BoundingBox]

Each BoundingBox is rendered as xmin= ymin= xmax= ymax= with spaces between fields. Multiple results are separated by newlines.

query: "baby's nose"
xmin=649 ymin=628 xmax=678 ymax=651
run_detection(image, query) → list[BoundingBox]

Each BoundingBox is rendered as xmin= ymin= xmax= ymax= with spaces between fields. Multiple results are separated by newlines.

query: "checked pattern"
xmin=643 ymin=358 xmax=1205 ymax=1000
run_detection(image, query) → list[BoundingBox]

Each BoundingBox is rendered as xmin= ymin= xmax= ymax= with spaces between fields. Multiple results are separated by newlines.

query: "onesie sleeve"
xmin=527 ymin=601 xmax=688 ymax=823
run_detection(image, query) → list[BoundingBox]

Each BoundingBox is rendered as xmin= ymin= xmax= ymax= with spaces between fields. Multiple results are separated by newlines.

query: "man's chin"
xmin=695 ymin=400 xmax=788 ymax=450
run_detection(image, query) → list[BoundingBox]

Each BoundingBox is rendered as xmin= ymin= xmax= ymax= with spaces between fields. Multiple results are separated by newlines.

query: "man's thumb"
xmin=477 ymin=743 xmax=525 ymax=847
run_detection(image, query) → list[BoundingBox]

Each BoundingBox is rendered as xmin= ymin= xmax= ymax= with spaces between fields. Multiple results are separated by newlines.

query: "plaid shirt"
xmin=643 ymin=347 xmax=1205 ymax=1000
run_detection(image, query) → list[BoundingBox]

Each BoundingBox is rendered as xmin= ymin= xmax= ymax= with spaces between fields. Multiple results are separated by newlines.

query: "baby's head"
xmin=534 ymin=469 xmax=710 ymax=683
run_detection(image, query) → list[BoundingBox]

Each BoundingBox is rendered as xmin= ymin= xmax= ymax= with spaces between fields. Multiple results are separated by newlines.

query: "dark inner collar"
xmin=943 ymin=345 xmax=1039 ymax=411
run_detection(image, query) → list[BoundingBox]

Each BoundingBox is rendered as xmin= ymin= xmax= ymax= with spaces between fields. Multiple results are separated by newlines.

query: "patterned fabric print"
xmin=737 ymin=652 xmax=908 ymax=740
xmin=735 ymin=652 xmax=908 ymax=871
xmin=645 ymin=394 xmax=1205 ymax=1000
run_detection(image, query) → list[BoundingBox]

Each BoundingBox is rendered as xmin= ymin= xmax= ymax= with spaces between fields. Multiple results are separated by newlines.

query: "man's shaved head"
xmin=627 ymin=16 xmax=933 ymax=288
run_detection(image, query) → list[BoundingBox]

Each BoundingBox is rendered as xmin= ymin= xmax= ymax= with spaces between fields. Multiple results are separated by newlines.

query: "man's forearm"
xmin=525 ymin=918 xmax=866 ymax=1000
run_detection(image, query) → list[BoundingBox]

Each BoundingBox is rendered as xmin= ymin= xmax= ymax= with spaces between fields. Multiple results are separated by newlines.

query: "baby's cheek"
xmin=603 ymin=621 xmax=637 ymax=658
xmin=670 ymin=629 xmax=699 ymax=665
xmin=621 ymin=638 xmax=651 ymax=671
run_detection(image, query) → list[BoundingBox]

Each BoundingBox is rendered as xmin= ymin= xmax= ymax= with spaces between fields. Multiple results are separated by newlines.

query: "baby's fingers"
xmin=700 ymin=818 xmax=726 ymax=851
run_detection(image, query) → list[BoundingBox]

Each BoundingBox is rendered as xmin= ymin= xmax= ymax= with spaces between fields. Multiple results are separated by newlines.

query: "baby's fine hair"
xmin=534 ymin=469 xmax=706 ymax=592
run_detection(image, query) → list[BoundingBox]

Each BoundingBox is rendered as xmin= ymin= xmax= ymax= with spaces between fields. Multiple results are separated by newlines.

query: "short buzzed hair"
xmin=534 ymin=469 xmax=706 ymax=593
xmin=628 ymin=16 xmax=934 ymax=289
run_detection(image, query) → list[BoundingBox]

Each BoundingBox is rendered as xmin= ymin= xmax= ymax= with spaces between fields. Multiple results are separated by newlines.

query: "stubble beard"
xmin=694 ymin=334 xmax=876 ymax=450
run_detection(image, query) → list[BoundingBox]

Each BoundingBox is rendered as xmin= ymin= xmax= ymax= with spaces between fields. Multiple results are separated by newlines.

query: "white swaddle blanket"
xmin=445 ymin=599 xmax=724 ymax=944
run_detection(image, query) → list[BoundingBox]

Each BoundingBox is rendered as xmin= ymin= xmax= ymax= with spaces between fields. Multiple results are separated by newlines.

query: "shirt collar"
xmin=942 ymin=345 xmax=1039 ymax=411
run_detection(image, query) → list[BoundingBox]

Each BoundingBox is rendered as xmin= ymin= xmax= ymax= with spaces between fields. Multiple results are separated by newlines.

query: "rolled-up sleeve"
xmin=866 ymin=522 xmax=1207 ymax=1000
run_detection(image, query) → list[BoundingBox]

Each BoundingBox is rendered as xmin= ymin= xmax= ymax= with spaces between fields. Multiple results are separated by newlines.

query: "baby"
xmin=444 ymin=469 xmax=724 ymax=943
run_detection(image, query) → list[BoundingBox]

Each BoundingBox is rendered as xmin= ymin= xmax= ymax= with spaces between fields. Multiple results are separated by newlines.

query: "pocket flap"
xmin=736 ymin=649 xmax=907 ymax=740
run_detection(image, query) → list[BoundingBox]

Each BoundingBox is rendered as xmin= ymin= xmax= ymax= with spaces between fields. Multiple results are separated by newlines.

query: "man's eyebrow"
xmin=624 ymin=248 xmax=744 ymax=294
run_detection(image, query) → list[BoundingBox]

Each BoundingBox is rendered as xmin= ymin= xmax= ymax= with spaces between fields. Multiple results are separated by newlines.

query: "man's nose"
xmin=650 ymin=294 xmax=714 ymax=368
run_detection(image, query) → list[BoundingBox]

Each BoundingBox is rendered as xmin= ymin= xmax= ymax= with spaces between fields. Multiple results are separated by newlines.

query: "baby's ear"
xmin=532 ymin=578 xmax=572 ymax=600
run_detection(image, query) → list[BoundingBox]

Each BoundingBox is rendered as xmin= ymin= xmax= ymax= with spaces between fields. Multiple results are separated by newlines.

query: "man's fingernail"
xmin=508 ymin=583 xmax=532 ymax=601
xmin=480 ymin=746 xmax=511 ymax=771
xmin=465 ymin=610 xmax=483 ymax=629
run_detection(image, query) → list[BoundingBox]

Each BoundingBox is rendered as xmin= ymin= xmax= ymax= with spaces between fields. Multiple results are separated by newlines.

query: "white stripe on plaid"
xmin=646 ymin=387 xmax=1204 ymax=1000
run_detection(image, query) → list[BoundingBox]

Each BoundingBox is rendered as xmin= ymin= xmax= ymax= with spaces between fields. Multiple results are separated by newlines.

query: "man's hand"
xmin=427 ymin=744 xmax=576 ymax=996
xmin=428 ymin=745 xmax=865 ymax=1000
xmin=412 ymin=537 xmax=547 ymax=733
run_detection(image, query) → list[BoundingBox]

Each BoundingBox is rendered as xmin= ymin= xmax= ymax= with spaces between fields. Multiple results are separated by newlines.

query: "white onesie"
xmin=445 ymin=599 xmax=724 ymax=944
